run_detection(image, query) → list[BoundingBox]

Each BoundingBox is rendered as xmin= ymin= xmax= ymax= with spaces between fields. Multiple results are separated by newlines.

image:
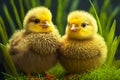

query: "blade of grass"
xmin=48 ymin=62 xmax=66 ymax=76
xmin=11 ymin=0 xmax=23 ymax=29
xmin=31 ymin=0 xmax=37 ymax=7
xmin=18 ymin=0 xmax=25 ymax=21
xmin=106 ymin=20 xmax=116 ymax=48
xmin=99 ymin=11 xmax=107 ymax=34
xmin=100 ymin=0 xmax=109 ymax=13
xmin=70 ymin=0 xmax=79 ymax=11
xmin=0 ymin=43 xmax=18 ymax=76
xmin=99 ymin=0 xmax=111 ymax=36
xmin=89 ymin=0 xmax=102 ymax=35
xmin=63 ymin=0 xmax=69 ymax=9
xmin=3 ymin=4 xmax=16 ymax=33
xmin=3 ymin=63 xmax=12 ymax=75
xmin=36 ymin=0 xmax=41 ymax=6
xmin=102 ymin=11 xmax=119 ymax=40
xmin=106 ymin=6 xmax=120 ymax=31
xmin=30 ymin=0 xmax=41 ymax=8
xmin=0 ymin=16 xmax=8 ymax=44
xmin=44 ymin=0 xmax=51 ymax=8
xmin=106 ymin=36 xmax=120 ymax=66
xmin=61 ymin=0 xmax=70 ymax=34
xmin=30 ymin=0 xmax=41 ymax=7
xmin=89 ymin=0 xmax=99 ymax=14
xmin=56 ymin=0 xmax=64 ymax=35
xmin=2 ymin=72 xmax=15 ymax=79
xmin=97 ymin=0 xmax=110 ymax=39
xmin=105 ymin=20 xmax=118 ymax=66
xmin=24 ymin=0 xmax=31 ymax=10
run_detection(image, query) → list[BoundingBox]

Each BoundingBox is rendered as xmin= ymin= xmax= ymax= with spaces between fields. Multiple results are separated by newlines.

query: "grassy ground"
xmin=3 ymin=63 xmax=120 ymax=80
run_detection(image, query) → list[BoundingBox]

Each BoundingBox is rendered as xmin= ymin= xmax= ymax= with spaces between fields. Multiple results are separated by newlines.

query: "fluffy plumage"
xmin=59 ymin=10 xmax=107 ymax=73
xmin=8 ymin=6 xmax=60 ymax=73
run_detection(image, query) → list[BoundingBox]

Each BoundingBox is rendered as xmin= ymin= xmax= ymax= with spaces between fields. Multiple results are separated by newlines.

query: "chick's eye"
xmin=81 ymin=23 xmax=87 ymax=28
xmin=34 ymin=19 xmax=40 ymax=24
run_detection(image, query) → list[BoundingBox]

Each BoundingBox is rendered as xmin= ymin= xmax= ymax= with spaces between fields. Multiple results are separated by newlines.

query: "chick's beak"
xmin=70 ymin=24 xmax=78 ymax=31
xmin=42 ymin=21 xmax=50 ymax=28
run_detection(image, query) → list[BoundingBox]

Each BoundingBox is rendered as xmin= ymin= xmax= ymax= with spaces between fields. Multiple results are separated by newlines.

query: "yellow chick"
xmin=7 ymin=6 xmax=60 ymax=78
xmin=59 ymin=10 xmax=107 ymax=73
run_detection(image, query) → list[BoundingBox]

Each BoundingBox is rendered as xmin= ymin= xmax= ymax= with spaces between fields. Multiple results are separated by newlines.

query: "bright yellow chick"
xmin=59 ymin=10 xmax=107 ymax=73
xmin=7 ymin=6 xmax=61 ymax=78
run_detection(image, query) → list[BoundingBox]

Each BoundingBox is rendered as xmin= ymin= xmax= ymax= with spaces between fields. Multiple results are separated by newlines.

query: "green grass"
xmin=77 ymin=65 xmax=120 ymax=80
xmin=3 ymin=64 xmax=120 ymax=80
xmin=0 ymin=0 xmax=120 ymax=79
xmin=89 ymin=0 xmax=120 ymax=66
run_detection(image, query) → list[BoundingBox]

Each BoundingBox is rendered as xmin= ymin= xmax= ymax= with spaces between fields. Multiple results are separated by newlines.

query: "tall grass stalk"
xmin=0 ymin=17 xmax=8 ymax=44
xmin=3 ymin=4 xmax=16 ymax=33
xmin=56 ymin=0 xmax=63 ymax=35
xmin=24 ymin=0 xmax=31 ymax=10
xmin=63 ymin=0 xmax=69 ymax=9
xmin=106 ymin=36 xmax=120 ymax=65
xmin=0 ymin=43 xmax=18 ymax=76
xmin=10 ymin=0 xmax=22 ymax=29
xmin=31 ymin=0 xmax=37 ymax=7
xmin=89 ymin=0 xmax=102 ymax=35
xmin=105 ymin=7 xmax=120 ymax=38
xmin=31 ymin=0 xmax=41 ymax=7
xmin=70 ymin=0 xmax=80 ymax=11
xmin=18 ymin=0 xmax=25 ymax=21
xmin=44 ymin=0 xmax=51 ymax=8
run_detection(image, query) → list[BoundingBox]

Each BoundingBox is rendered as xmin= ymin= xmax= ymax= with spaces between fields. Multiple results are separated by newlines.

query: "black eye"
xmin=34 ymin=19 xmax=40 ymax=24
xmin=81 ymin=23 xmax=87 ymax=28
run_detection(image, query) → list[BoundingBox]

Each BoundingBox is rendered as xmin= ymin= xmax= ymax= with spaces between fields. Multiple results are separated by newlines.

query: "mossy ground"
xmin=3 ymin=63 xmax=120 ymax=80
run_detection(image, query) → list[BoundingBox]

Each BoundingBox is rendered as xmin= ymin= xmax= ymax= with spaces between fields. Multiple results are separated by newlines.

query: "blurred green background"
xmin=0 ymin=0 xmax=120 ymax=79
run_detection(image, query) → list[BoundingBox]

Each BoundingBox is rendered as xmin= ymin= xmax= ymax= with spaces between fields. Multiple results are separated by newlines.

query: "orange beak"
xmin=42 ymin=21 xmax=50 ymax=28
xmin=70 ymin=24 xmax=78 ymax=31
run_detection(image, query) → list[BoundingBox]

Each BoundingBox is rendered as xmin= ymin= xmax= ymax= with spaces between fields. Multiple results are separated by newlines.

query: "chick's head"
xmin=66 ymin=10 xmax=98 ymax=39
xmin=23 ymin=7 xmax=54 ymax=33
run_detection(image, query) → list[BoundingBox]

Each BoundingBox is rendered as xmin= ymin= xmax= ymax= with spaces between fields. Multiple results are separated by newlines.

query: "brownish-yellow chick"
xmin=7 ymin=6 xmax=60 ymax=76
xmin=59 ymin=10 xmax=107 ymax=73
